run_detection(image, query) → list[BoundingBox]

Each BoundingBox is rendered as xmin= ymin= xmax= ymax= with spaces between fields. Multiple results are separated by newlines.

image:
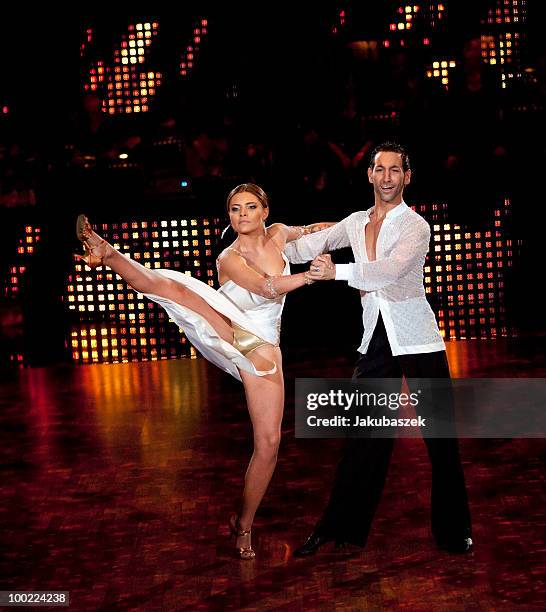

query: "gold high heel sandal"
xmin=75 ymin=214 xmax=107 ymax=270
xmin=228 ymin=514 xmax=256 ymax=560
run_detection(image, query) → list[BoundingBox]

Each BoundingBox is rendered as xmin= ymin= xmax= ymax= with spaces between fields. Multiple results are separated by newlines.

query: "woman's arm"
xmin=218 ymin=251 xmax=312 ymax=299
xmin=268 ymin=222 xmax=338 ymax=245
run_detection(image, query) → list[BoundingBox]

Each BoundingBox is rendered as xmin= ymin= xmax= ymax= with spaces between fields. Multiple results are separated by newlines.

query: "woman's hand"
xmin=307 ymin=254 xmax=336 ymax=281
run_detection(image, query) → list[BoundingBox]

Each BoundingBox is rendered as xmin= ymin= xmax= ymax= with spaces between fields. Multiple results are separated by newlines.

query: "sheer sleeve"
xmin=284 ymin=214 xmax=353 ymax=263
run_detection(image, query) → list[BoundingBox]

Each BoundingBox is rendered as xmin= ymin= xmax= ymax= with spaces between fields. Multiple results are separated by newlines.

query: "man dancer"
xmin=286 ymin=142 xmax=472 ymax=555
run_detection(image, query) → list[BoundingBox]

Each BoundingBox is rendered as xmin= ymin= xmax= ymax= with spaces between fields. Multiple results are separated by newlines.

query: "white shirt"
xmin=284 ymin=202 xmax=445 ymax=356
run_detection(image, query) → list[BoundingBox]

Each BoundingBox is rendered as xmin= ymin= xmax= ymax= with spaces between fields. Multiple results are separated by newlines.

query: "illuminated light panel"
xmin=420 ymin=199 xmax=513 ymax=340
xmin=2 ymin=226 xmax=40 ymax=298
xmin=85 ymin=59 xmax=107 ymax=93
xmin=108 ymin=21 xmax=160 ymax=114
xmin=81 ymin=27 xmax=93 ymax=57
xmin=331 ymin=6 xmax=348 ymax=35
xmin=390 ymin=3 xmax=419 ymax=31
xmin=426 ymin=58 xmax=457 ymax=89
xmin=69 ymin=322 xmax=191 ymax=364
xmin=388 ymin=2 xmax=445 ymax=39
xmin=179 ymin=18 xmax=209 ymax=77
xmin=485 ymin=0 xmax=524 ymax=25
xmin=481 ymin=1 xmax=526 ymax=88
xmin=82 ymin=20 xmax=160 ymax=113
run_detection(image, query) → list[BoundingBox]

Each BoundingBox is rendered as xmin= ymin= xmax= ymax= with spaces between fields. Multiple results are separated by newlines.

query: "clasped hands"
xmin=306 ymin=254 xmax=335 ymax=281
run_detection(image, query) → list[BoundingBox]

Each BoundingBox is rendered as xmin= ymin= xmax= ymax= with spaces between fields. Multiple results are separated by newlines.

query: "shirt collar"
xmin=366 ymin=201 xmax=408 ymax=220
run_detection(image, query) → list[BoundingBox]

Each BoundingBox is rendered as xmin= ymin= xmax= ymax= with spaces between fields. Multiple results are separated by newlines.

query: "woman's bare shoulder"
xmin=266 ymin=224 xmax=289 ymax=250
xmin=218 ymin=239 xmax=243 ymax=259
xmin=266 ymin=223 xmax=288 ymax=238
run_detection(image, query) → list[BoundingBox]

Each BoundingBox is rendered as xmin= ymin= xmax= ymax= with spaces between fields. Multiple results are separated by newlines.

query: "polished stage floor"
xmin=1 ymin=338 xmax=545 ymax=611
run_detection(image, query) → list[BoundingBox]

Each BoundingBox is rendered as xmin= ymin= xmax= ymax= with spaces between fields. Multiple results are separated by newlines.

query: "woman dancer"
xmin=75 ymin=183 xmax=334 ymax=559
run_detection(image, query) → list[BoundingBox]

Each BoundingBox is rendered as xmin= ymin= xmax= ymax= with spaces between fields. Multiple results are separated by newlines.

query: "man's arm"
xmin=283 ymin=215 xmax=352 ymax=264
xmin=309 ymin=219 xmax=430 ymax=292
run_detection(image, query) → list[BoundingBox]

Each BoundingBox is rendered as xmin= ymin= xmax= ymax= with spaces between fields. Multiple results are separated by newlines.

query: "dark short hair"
xmin=369 ymin=142 xmax=411 ymax=172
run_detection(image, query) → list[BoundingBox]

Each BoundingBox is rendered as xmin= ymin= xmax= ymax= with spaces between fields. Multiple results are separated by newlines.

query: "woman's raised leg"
xmin=76 ymin=219 xmax=235 ymax=344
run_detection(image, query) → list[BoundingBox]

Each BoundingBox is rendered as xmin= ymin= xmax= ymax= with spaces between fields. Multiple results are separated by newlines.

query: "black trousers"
xmin=316 ymin=314 xmax=472 ymax=547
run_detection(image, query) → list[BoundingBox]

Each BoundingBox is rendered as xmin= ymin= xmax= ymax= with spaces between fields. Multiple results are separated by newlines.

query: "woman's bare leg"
xmin=81 ymin=225 xmax=235 ymax=343
xmin=237 ymin=345 xmax=284 ymax=551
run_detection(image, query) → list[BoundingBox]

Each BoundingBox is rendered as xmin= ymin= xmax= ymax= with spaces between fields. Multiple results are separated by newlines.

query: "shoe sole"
xmin=76 ymin=214 xmax=88 ymax=242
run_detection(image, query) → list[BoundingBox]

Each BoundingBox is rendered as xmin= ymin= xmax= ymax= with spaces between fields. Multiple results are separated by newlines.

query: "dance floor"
xmin=1 ymin=337 xmax=545 ymax=610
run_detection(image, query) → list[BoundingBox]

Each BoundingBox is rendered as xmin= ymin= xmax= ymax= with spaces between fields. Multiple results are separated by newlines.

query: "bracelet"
xmin=304 ymin=272 xmax=314 ymax=285
xmin=264 ymin=276 xmax=280 ymax=299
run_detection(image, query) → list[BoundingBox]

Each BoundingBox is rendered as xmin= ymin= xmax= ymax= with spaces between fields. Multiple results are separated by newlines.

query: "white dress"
xmin=142 ymin=251 xmax=289 ymax=381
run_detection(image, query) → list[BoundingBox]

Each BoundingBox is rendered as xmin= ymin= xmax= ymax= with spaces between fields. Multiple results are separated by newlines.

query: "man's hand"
xmin=308 ymin=254 xmax=336 ymax=281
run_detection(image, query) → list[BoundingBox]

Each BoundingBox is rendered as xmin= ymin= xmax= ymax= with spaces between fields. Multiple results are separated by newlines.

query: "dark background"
xmin=0 ymin=3 xmax=543 ymax=365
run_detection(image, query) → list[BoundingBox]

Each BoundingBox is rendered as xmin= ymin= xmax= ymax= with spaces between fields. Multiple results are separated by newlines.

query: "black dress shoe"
xmin=437 ymin=536 xmax=473 ymax=554
xmin=293 ymin=532 xmax=333 ymax=557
